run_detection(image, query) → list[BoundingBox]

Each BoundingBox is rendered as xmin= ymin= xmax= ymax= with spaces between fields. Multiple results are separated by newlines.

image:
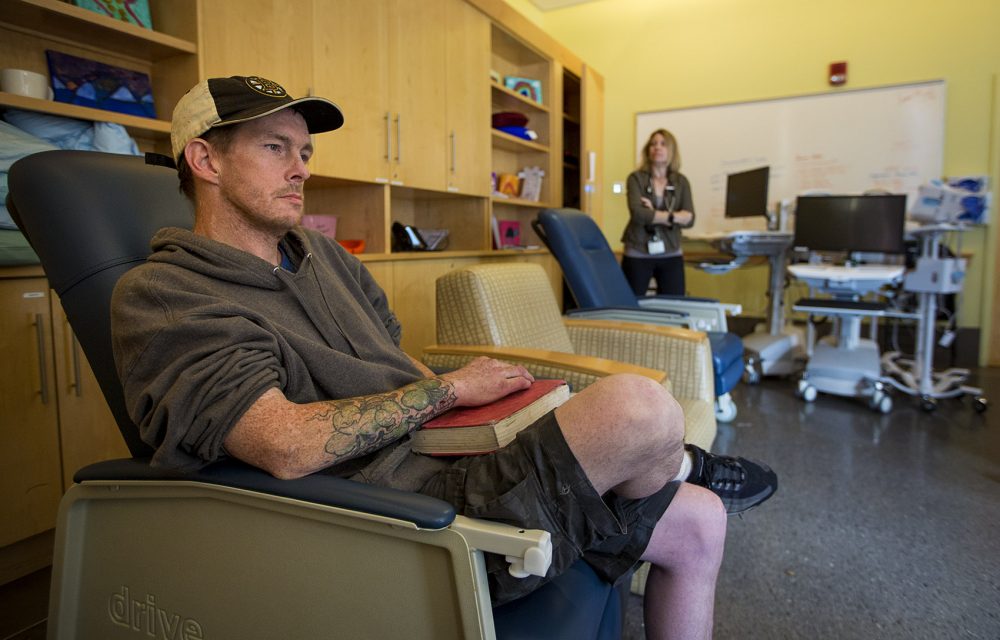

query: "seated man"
xmin=111 ymin=75 xmax=777 ymax=639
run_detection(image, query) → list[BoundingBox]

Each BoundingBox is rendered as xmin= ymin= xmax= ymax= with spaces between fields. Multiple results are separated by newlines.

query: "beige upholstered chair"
xmin=423 ymin=262 xmax=717 ymax=451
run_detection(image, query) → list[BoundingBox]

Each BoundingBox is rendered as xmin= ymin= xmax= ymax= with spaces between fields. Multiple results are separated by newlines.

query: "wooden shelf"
xmin=359 ymin=248 xmax=549 ymax=262
xmin=491 ymin=196 xmax=552 ymax=209
xmin=491 ymin=82 xmax=549 ymax=113
xmin=0 ymin=0 xmax=197 ymax=60
xmin=0 ymin=91 xmax=171 ymax=138
xmin=491 ymin=129 xmax=548 ymax=153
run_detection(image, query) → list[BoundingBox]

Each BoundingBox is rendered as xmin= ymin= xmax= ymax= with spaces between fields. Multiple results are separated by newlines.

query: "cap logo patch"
xmin=245 ymin=76 xmax=287 ymax=98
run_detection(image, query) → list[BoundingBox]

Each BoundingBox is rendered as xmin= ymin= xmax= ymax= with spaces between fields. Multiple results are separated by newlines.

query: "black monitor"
xmin=725 ymin=166 xmax=770 ymax=218
xmin=793 ymin=194 xmax=907 ymax=254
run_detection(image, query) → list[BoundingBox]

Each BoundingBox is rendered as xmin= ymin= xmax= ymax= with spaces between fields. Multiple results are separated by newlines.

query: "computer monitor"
xmin=793 ymin=194 xmax=907 ymax=254
xmin=725 ymin=166 xmax=770 ymax=218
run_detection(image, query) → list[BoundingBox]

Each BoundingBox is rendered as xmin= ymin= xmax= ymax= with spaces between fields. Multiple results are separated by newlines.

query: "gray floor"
xmin=625 ymin=368 xmax=1000 ymax=640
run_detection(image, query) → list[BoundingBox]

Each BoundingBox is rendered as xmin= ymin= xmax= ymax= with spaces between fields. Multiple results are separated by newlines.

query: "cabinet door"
xmin=311 ymin=0 xmax=392 ymax=183
xmin=387 ymin=0 xmax=448 ymax=190
xmin=0 ymin=279 xmax=62 ymax=547
xmin=445 ymin=0 xmax=491 ymax=196
xmin=199 ymin=0 xmax=315 ymax=99
xmin=51 ymin=297 xmax=128 ymax=490
xmin=581 ymin=64 xmax=605 ymax=224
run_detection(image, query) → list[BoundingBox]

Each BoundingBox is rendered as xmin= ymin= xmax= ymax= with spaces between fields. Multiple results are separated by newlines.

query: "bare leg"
xmin=641 ymin=484 xmax=726 ymax=640
xmin=553 ymin=374 xmax=726 ymax=640
xmin=553 ymin=374 xmax=685 ymax=496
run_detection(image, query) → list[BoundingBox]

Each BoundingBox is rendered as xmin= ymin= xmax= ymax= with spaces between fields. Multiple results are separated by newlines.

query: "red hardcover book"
xmin=411 ymin=379 xmax=569 ymax=455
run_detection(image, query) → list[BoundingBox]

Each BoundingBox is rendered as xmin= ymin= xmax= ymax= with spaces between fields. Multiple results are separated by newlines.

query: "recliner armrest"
xmin=566 ymin=305 xmax=688 ymax=319
xmin=638 ymin=297 xmax=743 ymax=316
xmin=74 ymin=457 xmax=557 ymax=578
xmin=74 ymin=458 xmax=456 ymax=530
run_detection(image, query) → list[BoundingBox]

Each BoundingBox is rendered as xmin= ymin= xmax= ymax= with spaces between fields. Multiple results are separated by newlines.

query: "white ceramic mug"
xmin=1 ymin=68 xmax=52 ymax=100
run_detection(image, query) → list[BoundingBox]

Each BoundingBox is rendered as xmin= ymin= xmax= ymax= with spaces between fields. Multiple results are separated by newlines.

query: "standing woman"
xmin=621 ymin=129 xmax=695 ymax=296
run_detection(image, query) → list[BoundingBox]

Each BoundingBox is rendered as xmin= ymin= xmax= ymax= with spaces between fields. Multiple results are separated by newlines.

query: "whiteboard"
xmin=635 ymin=81 xmax=945 ymax=234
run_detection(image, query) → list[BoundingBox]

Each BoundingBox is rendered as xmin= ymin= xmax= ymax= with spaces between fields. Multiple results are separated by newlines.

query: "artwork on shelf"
xmin=518 ymin=166 xmax=545 ymax=202
xmin=45 ymin=50 xmax=157 ymax=119
xmin=73 ymin=0 xmax=153 ymax=30
xmin=497 ymin=173 xmax=520 ymax=198
xmin=504 ymin=76 xmax=543 ymax=105
xmin=418 ymin=228 xmax=450 ymax=251
xmin=498 ymin=220 xmax=521 ymax=248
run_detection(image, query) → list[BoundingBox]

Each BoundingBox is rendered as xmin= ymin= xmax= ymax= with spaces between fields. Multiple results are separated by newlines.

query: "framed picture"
xmin=498 ymin=220 xmax=521 ymax=248
xmin=45 ymin=50 xmax=156 ymax=119
xmin=497 ymin=173 xmax=520 ymax=198
xmin=73 ymin=0 xmax=153 ymax=30
xmin=504 ymin=76 xmax=543 ymax=105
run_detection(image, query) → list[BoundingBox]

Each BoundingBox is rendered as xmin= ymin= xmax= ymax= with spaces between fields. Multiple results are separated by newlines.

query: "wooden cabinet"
xmin=50 ymin=296 xmax=129 ymax=490
xmin=387 ymin=0 xmax=448 ymax=191
xmin=310 ymin=0 xmax=391 ymax=184
xmin=0 ymin=0 xmax=200 ymax=155
xmin=198 ymin=0 xmax=314 ymax=100
xmin=311 ymin=0 xmax=453 ymax=193
xmin=445 ymin=0 xmax=492 ymax=196
xmin=0 ymin=278 xmax=62 ymax=549
xmin=0 ymin=274 xmax=126 ymax=581
xmin=0 ymin=0 xmax=602 ymax=260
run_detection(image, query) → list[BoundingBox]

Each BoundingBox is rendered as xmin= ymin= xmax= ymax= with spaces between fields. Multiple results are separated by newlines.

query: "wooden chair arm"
xmin=421 ymin=344 xmax=668 ymax=391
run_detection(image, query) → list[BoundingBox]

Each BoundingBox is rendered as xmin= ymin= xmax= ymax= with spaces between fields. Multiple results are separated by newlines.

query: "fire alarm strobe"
xmin=829 ymin=61 xmax=847 ymax=86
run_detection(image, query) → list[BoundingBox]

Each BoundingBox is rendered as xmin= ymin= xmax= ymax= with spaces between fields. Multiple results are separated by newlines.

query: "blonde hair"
xmin=639 ymin=129 xmax=681 ymax=174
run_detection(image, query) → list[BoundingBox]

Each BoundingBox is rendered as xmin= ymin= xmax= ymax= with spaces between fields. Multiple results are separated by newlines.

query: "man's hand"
xmin=440 ymin=357 xmax=534 ymax=408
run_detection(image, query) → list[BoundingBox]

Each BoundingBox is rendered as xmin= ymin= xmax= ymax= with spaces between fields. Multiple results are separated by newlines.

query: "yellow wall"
xmin=507 ymin=0 xmax=1000 ymax=359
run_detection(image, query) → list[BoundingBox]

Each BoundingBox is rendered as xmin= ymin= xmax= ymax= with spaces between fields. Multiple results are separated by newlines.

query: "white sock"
xmin=673 ymin=449 xmax=693 ymax=482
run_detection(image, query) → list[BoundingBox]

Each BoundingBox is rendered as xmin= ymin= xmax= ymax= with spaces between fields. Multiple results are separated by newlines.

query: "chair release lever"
xmin=451 ymin=515 xmax=553 ymax=578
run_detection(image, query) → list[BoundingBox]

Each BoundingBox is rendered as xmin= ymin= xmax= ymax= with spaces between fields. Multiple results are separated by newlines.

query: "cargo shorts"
xmin=419 ymin=409 xmax=680 ymax=606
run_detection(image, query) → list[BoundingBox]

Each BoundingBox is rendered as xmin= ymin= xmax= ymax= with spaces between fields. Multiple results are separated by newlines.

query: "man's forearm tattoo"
xmin=314 ymin=378 xmax=457 ymax=462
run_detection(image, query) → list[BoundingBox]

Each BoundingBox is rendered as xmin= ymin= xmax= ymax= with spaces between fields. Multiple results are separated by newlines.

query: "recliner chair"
xmin=8 ymin=150 xmax=628 ymax=640
xmin=533 ymin=208 xmax=745 ymax=422
xmin=423 ymin=262 xmax=718 ymax=451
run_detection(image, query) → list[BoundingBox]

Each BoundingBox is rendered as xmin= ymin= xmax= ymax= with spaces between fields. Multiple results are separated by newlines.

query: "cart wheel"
xmin=877 ymin=395 xmax=893 ymax=414
xmin=795 ymin=378 xmax=808 ymax=398
xmin=716 ymin=396 xmax=738 ymax=423
xmin=920 ymin=396 xmax=937 ymax=412
xmin=802 ymin=385 xmax=817 ymax=403
xmin=743 ymin=359 xmax=762 ymax=385
xmin=973 ymin=396 xmax=988 ymax=413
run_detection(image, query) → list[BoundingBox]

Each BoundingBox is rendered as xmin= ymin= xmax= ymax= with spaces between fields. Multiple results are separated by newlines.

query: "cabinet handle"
xmin=588 ymin=150 xmax=596 ymax=183
xmin=34 ymin=313 xmax=49 ymax=405
xmin=394 ymin=113 xmax=401 ymax=162
xmin=71 ymin=332 xmax=82 ymax=398
xmin=384 ymin=112 xmax=391 ymax=161
xmin=450 ymin=131 xmax=456 ymax=173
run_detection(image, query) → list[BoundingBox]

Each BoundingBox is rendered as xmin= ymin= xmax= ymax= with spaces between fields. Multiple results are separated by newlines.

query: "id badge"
xmin=647 ymin=239 xmax=666 ymax=255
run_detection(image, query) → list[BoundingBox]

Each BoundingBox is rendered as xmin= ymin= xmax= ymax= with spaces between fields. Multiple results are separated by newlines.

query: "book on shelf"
xmin=498 ymin=220 xmax=521 ymax=248
xmin=411 ymin=379 xmax=570 ymax=456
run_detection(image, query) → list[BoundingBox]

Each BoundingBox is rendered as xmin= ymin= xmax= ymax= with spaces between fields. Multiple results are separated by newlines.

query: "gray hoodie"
xmin=111 ymin=226 xmax=448 ymax=489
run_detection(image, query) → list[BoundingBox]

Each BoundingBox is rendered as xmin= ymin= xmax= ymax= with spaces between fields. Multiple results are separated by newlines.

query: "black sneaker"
xmin=685 ymin=445 xmax=777 ymax=515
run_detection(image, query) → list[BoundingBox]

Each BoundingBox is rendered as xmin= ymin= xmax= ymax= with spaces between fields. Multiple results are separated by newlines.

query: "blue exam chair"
xmin=533 ymin=208 xmax=745 ymax=422
xmin=8 ymin=151 xmax=628 ymax=640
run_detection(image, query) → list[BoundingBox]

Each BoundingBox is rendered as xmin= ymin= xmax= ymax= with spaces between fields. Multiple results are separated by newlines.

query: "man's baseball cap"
xmin=170 ymin=75 xmax=344 ymax=163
